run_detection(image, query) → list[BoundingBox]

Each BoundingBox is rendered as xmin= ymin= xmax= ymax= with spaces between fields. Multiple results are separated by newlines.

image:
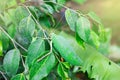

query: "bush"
xmin=0 ymin=0 xmax=120 ymax=80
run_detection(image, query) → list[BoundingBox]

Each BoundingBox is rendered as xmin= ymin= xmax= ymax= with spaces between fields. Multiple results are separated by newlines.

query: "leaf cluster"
xmin=0 ymin=0 xmax=118 ymax=80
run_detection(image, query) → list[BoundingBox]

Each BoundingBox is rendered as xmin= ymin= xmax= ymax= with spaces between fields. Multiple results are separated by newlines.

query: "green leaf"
xmin=26 ymin=38 xmax=45 ymax=68
xmin=52 ymin=33 xmax=82 ymax=66
xmin=29 ymin=6 xmax=43 ymax=20
xmin=59 ymin=32 xmax=120 ymax=80
xmin=0 ymin=0 xmax=17 ymax=12
xmin=75 ymin=32 xmax=85 ymax=48
xmin=18 ymin=16 xmax=35 ymax=37
xmin=41 ymin=4 xmax=54 ymax=14
xmin=0 ymin=12 xmax=11 ymax=26
xmin=57 ymin=0 xmax=66 ymax=5
xmin=11 ymin=73 xmax=26 ymax=80
xmin=0 ymin=30 xmax=9 ymax=51
xmin=7 ymin=9 xmax=17 ymax=26
xmin=88 ymin=11 xmax=101 ymax=24
xmin=99 ymin=24 xmax=107 ymax=42
xmin=72 ymin=0 xmax=86 ymax=4
xmin=7 ymin=0 xmax=17 ymax=8
xmin=8 ymin=24 xmax=16 ymax=38
xmin=15 ymin=6 xmax=29 ymax=24
xmin=98 ymin=28 xmax=111 ymax=55
xmin=80 ymin=45 xmax=120 ymax=80
xmin=29 ymin=53 xmax=56 ymax=80
xmin=0 ymin=0 xmax=7 ymax=11
xmin=3 ymin=49 xmax=20 ymax=76
xmin=76 ymin=16 xmax=91 ymax=42
xmin=65 ymin=9 xmax=78 ymax=31
xmin=15 ymin=33 xmax=31 ymax=49
xmin=39 ymin=17 xmax=51 ymax=28
xmin=37 ymin=30 xmax=44 ymax=38
xmin=16 ymin=16 xmax=35 ymax=48
xmin=87 ymin=30 xmax=100 ymax=48
xmin=62 ymin=62 xmax=70 ymax=69
xmin=56 ymin=0 xmax=66 ymax=9
xmin=0 ymin=40 xmax=3 ymax=56
xmin=57 ymin=63 xmax=70 ymax=80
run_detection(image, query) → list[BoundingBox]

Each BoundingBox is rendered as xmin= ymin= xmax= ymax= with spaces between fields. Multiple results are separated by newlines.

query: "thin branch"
xmin=23 ymin=4 xmax=51 ymax=42
xmin=37 ymin=51 xmax=51 ymax=62
xmin=23 ymin=4 xmax=53 ymax=51
xmin=0 ymin=26 xmax=27 ymax=52
xmin=43 ymin=1 xmax=84 ymax=16
xmin=23 ymin=0 xmax=82 ymax=16
xmin=20 ymin=55 xmax=26 ymax=70
xmin=0 ymin=27 xmax=13 ymax=41
xmin=0 ymin=71 xmax=7 ymax=80
xmin=14 ymin=41 xmax=28 ymax=52
xmin=42 ymin=30 xmax=51 ymax=43
xmin=37 ymin=40 xmax=52 ymax=62
xmin=22 ymin=57 xmax=28 ymax=76
xmin=0 ymin=26 xmax=17 ymax=49
xmin=23 ymin=5 xmax=43 ymax=31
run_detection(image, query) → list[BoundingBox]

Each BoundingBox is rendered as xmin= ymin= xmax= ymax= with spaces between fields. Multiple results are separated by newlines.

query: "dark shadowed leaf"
xmin=3 ymin=49 xmax=20 ymax=76
xmin=39 ymin=17 xmax=51 ymax=28
xmin=16 ymin=16 xmax=35 ymax=48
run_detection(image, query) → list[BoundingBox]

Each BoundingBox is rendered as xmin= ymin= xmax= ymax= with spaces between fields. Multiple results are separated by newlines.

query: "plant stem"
xmin=0 ymin=71 xmax=7 ymax=80
xmin=24 ymin=4 xmax=51 ymax=43
xmin=24 ymin=5 xmax=43 ymax=31
xmin=0 ymin=26 xmax=27 ymax=52
xmin=0 ymin=26 xmax=16 ymax=47
xmin=24 ymin=5 xmax=54 ymax=62
xmin=37 ymin=40 xmax=52 ymax=62
xmin=43 ymin=1 xmax=81 ymax=15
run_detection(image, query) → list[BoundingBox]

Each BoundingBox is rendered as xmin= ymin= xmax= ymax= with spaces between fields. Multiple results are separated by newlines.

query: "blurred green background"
xmin=68 ymin=0 xmax=120 ymax=45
